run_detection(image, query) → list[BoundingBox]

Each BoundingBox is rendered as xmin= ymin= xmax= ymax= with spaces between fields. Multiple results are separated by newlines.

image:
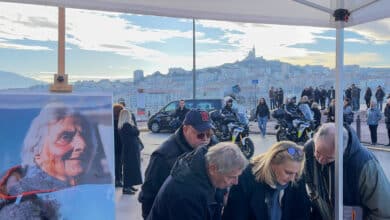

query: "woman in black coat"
xmin=385 ymin=98 xmax=390 ymax=146
xmin=222 ymin=141 xmax=310 ymax=220
xmin=118 ymin=109 xmax=143 ymax=194
xmin=364 ymin=87 xmax=372 ymax=109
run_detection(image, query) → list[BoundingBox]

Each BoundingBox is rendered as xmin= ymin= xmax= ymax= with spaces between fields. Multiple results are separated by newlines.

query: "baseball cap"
xmin=183 ymin=109 xmax=214 ymax=132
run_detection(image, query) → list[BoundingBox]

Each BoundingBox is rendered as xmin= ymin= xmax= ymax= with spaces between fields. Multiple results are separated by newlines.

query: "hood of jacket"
xmin=170 ymin=146 xmax=215 ymax=200
xmin=343 ymin=125 xmax=364 ymax=160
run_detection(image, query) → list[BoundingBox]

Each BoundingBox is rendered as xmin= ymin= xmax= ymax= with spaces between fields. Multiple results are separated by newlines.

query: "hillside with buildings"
xmin=3 ymin=47 xmax=388 ymax=118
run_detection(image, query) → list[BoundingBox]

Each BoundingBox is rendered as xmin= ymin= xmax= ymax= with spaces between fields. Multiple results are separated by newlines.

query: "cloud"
xmin=348 ymin=18 xmax=390 ymax=43
xmin=345 ymin=38 xmax=368 ymax=43
xmin=1 ymin=2 xmax=390 ymax=78
xmin=280 ymin=52 xmax=384 ymax=68
xmin=0 ymin=41 xmax=51 ymax=50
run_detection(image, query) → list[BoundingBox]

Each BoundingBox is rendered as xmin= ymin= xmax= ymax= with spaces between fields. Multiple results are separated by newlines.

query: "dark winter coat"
xmin=147 ymin=146 xmax=222 ymax=220
xmin=304 ymin=126 xmax=390 ymax=220
xmin=119 ymin=122 xmax=142 ymax=187
xmin=255 ymin=104 xmax=270 ymax=118
xmin=375 ymin=88 xmax=385 ymax=101
xmin=175 ymin=106 xmax=190 ymax=122
xmin=222 ymin=165 xmax=310 ymax=220
xmin=139 ymin=127 xmax=217 ymax=219
xmin=312 ymin=107 xmax=321 ymax=128
xmin=385 ymin=104 xmax=390 ymax=129
xmin=364 ymin=88 xmax=372 ymax=100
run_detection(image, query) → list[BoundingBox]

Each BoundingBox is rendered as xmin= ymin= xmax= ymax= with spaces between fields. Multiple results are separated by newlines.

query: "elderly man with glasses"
xmin=303 ymin=123 xmax=390 ymax=220
xmin=139 ymin=109 xmax=218 ymax=219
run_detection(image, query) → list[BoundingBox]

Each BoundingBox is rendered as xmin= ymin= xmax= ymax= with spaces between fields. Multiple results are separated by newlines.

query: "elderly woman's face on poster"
xmin=35 ymin=116 xmax=90 ymax=185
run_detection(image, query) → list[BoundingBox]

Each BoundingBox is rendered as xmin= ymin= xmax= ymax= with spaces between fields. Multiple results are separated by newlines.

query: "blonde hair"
xmin=251 ymin=141 xmax=305 ymax=186
xmin=118 ymin=109 xmax=135 ymax=129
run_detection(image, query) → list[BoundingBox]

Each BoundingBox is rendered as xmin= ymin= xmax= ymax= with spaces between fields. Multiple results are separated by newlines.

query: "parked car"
xmin=147 ymin=99 xmax=223 ymax=133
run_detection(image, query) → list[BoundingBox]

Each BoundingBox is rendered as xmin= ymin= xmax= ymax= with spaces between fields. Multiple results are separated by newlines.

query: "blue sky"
xmin=0 ymin=2 xmax=390 ymax=82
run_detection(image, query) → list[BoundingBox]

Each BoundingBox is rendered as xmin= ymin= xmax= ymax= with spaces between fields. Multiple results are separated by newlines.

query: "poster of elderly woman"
xmin=0 ymin=93 xmax=115 ymax=219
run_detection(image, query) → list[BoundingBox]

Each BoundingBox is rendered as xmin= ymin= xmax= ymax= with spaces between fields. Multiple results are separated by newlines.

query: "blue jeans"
xmin=377 ymin=100 xmax=383 ymax=111
xmin=257 ymin=116 xmax=268 ymax=136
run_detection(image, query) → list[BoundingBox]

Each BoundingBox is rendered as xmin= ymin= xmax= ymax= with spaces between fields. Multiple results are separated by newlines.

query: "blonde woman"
xmin=118 ymin=109 xmax=142 ymax=194
xmin=222 ymin=141 xmax=310 ymax=220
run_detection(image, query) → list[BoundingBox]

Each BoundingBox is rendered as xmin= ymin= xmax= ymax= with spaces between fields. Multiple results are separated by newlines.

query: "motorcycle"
xmin=210 ymin=110 xmax=254 ymax=159
xmin=274 ymin=116 xmax=315 ymax=145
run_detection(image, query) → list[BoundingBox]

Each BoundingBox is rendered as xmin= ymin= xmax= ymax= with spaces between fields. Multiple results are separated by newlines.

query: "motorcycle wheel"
xmin=276 ymin=129 xmax=288 ymax=142
xmin=240 ymin=138 xmax=254 ymax=159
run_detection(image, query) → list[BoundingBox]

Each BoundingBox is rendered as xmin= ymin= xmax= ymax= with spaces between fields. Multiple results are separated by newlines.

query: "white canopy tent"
xmin=1 ymin=0 xmax=389 ymax=219
xmin=1 ymin=0 xmax=389 ymax=28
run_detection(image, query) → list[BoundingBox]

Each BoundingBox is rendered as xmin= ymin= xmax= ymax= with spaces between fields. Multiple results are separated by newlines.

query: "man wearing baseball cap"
xmin=139 ymin=109 xmax=217 ymax=219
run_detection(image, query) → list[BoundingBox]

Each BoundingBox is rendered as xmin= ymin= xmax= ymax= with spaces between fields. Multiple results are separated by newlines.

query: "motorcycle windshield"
xmin=237 ymin=112 xmax=249 ymax=125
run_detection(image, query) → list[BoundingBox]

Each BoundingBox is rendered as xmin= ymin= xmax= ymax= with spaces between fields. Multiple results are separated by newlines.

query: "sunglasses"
xmin=196 ymin=131 xmax=213 ymax=140
xmin=280 ymin=147 xmax=304 ymax=161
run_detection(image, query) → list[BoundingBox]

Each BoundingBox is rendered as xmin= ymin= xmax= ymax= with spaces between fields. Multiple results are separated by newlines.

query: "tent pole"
xmin=335 ymin=1 xmax=345 ymax=219
xmin=192 ymin=18 xmax=196 ymax=99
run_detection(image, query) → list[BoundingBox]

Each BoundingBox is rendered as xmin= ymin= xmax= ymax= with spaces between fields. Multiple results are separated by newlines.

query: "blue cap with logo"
xmin=183 ymin=109 xmax=214 ymax=132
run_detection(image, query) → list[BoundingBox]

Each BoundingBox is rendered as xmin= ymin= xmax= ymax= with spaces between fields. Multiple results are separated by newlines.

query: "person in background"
xmin=298 ymin=96 xmax=314 ymax=121
xmin=327 ymin=86 xmax=335 ymax=107
xmin=138 ymin=109 xmax=216 ymax=219
xmin=375 ymin=85 xmax=385 ymax=111
xmin=367 ymin=100 xmax=382 ymax=145
xmin=351 ymin=83 xmax=361 ymax=111
xmin=255 ymin=97 xmax=270 ymax=137
xmin=320 ymin=87 xmax=327 ymax=110
xmin=384 ymin=98 xmax=390 ymax=146
xmin=364 ymin=87 xmax=372 ymax=109
xmin=311 ymin=102 xmax=322 ymax=130
xmin=118 ymin=109 xmax=142 ymax=195
xmin=147 ymin=142 xmax=248 ymax=220
xmin=222 ymin=141 xmax=310 ymax=220
xmin=343 ymin=98 xmax=354 ymax=125
xmin=174 ymin=99 xmax=190 ymax=122
xmin=113 ymin=103 xmax=124 ymax=187
xmin=269 ymin=87 xmax=276 ymax=110
xmin=304 ymin=123 xmax=390 ymax=220
xmin=326 ymin=99 xmax=335 ymax=122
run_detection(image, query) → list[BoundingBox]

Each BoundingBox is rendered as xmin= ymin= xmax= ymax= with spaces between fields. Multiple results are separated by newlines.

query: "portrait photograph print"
xmin=0 ymin=93 xmax=115 ymax=220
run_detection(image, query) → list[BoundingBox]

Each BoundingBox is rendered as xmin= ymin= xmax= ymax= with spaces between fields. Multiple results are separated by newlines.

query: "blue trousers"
xmin=257 ymin=116 xmax=268 ymax=136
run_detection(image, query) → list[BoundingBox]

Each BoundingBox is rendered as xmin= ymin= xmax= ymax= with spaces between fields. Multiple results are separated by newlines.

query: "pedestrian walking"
xmin=255 ymin=97 xmax=270 ymax=137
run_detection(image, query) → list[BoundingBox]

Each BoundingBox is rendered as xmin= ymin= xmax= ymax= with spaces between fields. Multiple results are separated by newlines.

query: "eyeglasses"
xmin=279 ymin=147 xmax=304 ymax=161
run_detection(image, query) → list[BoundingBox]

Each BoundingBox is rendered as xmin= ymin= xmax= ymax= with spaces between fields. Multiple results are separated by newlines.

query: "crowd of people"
xmin=112 ymin=96 xmax=390 ymax=220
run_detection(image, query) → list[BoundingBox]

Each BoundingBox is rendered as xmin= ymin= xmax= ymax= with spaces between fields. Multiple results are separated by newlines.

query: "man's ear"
xmin=208 ymin=163 xmax=218 ymax=176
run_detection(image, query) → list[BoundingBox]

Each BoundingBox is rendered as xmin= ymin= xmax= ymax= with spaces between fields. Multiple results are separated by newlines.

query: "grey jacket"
xmin=366 ymin=107 xmax=382 ymax=125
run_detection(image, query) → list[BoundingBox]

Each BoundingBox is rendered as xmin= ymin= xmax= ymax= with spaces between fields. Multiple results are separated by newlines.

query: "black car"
xmin=148 ymin=99 xmax=223 ymax=133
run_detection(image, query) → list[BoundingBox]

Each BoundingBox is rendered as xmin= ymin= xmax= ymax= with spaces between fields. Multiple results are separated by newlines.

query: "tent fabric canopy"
xmin=1 ymin=0 xmax=389 ymax=27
